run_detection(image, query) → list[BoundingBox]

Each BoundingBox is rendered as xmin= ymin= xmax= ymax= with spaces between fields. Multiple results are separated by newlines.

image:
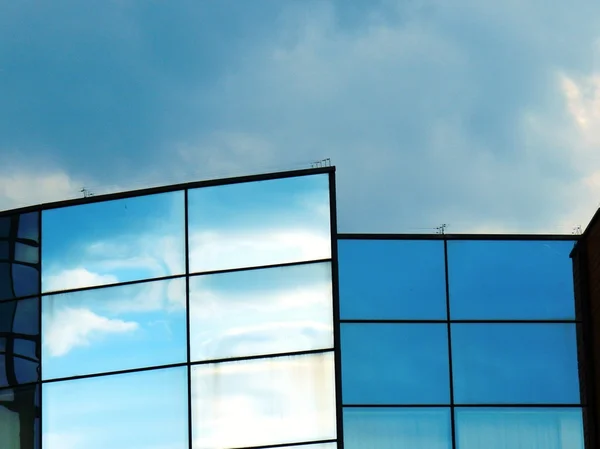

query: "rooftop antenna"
xmin=436 ymin=224 xmax=448 ymax=235
xmin=80 ymin=187 xmax=94 ymax=198
xmin=572 ymin=225 xmax=583 ymax=235
xmin=311 ymin=158 xmax=331 ymax=168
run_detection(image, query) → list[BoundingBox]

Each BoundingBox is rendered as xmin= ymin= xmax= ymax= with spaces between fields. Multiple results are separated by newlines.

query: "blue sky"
xmin=1 ymin=0 xmax=599 ymax=233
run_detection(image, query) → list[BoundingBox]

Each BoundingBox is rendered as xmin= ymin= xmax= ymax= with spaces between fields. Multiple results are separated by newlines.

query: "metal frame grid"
xmin=336 ymin=233 xmax=585 ymax=449
xmin=0 ymin=166 xmax=341 ymax=449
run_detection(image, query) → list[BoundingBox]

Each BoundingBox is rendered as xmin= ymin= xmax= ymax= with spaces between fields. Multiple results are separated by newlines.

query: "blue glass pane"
xmin=455 ymin=408 xmax=584 ymax=449
xmin=188 ymin=174 xmax=331 ymax=274
xmin=14 ymin=339 xmax=37 ymax=360
xmin=0 ymin=263 xmax=13 ymax=300
xmin=14 ymin=357 xmax=38 ymax=384
xmin=448 ymin=240 xmax=576 ymax=319
xmin=339 ymin=240 xmax=446 ymax=320
xmin=42 ymin=278 xmax=187 ymax=380
xmin=191 ymin=352 xmax=336 ymax=449
xmin=190 ymin=262 xmax=334 ymax=362
xmin=341 ymin=324 xmax=450 ymax=404
xmin=0 ymin=300 xmax=16 ymax=332
xmin=0 ymin=384 xmax=39 ymax=449
xmin=344 ymin=408 xmax=451 ymax=449
xmin=0 ymin=241 xmax=8 ymax=259
xmin=43 ymin=366 xmax=189 ymax=449
xmin=15 ymin=242 xmax=39 ymax=264
xmin=13 ymin=297 xmax=39 ymax=335
xmin=42 ymin=191 xmax=185 ymax=293
xmin=18 ymin=212 xmax=39 ymax=242
xmin=0 ymin=355 xmax=7 ymax=386
xmin=12 ymin=263 xmax=39 ymax=298
xmin=451 ymin=324 xmax=580 ymax=404
xmin=0 ymin=217 xmax=9 ymax=237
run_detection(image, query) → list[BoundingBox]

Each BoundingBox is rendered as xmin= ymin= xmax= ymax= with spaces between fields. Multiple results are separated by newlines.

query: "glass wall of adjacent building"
xmin=338 ymin=236 xmax=583 ymax=449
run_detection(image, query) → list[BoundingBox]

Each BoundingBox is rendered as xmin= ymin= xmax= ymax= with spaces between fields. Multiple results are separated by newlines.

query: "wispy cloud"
xmin=44 ymin=306 xmax=138 ymax=357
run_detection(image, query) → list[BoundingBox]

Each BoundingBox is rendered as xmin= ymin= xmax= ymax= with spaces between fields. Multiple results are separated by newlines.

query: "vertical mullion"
xmin=185 ymin=189 xmax=193 ymax=449
xmin=444 ymin=239 xmax=457 ymax=449
xmin=38 ymin=210 xmax=43 ymax=449
xmin=329 ymin=171 xmax=344 ymax=449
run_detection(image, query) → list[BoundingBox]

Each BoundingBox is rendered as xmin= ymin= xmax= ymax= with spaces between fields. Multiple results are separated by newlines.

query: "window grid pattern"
xmin=337 ymin=236 xmax=583 ymax=449
xmin=0 ymin=168 xmax=340 ymax=449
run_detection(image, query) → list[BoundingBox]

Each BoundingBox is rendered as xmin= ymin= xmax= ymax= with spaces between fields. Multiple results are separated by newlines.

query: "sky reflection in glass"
xmin=341 ymin=324 xmax=450 ymax=404
xmin=455 ymin=408 xmax=584 ymax=449
xmin=448 ymin=240 xmax=576 ymax=319
xmin=187 ymin=174 xmax=331 ymax=274
xmin=43 ymin=367 xmax=188 ymax=449
xmin=42 ymin=191 xmax=185 ymax=293
xmin=190 ymin=262 xmax=333 ymax=362
xmin=344 ymin=408 xmax=451 ymax=449
xmin=42 ymin=278 xmax=186 ymax=380
xmin=451 ymin=324 xmax=580 ymax=404
xmin=191 ymin=352 xmax=336 ymax=449
xmin=338 ymin=239 xmax=446 ymax=320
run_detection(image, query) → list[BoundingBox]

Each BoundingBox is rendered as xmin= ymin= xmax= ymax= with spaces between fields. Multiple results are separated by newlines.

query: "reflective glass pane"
xmin=191 ymin=352 xmax=336 ymax=449
xmin=42 ymin=191 xmax=185 ymax=293
xmin=12 ymin=264 xmax=38 ymax=298
xmin=42 ymin=278 xmax=186 ymax=380
xmin=0 ymin=300 xmax=16 ymax=332
xmin=14 ymin=358 xmax=38 ymax=384
xmin=448 ymin=240 xmax=576 ymax=319
xmin=13 ymin=298 xmax=39 ymax=335
xmin=0 ymin=263 xmax=14 ymax=300
xmin=275 ymin=445 xmax=336 ymax=449
xmin=43 ymin=367 xmax=188 ymax=449
xmin=14 ymin=340 xmax=36 ymax=360
xmin=339 ymin=240 xmax=446 ymax=319
xmin=188 ymin=174 xmax=331 ymax=274
xmin=0 ymin=241 xmax=8 ymax=259
xmin=0 ymin=355 xmax=7 ymax=386
xmin=14 ymin=244 xmax=38 ymax=265
xmin=190 ymin=262 xmax=333 ymax=362
xmin=341 ymin=324 xmax=450 ymax=404
xmin=451 ymin=324 xmax=580 ymax=404
xmin=0 ymin=217 xmax=9 ymax=237
xmin=455 ymin=408 xmax=584 ymax=449
xmin=344 ymin=408 xmax=451 ymax=449
xmin=0 ymin=384 xmax=39 ymax=449
xmin=17 ymin=213 xmax=38 ymax=242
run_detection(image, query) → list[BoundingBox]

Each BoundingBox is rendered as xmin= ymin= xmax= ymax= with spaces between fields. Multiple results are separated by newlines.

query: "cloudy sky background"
xmin=1 ymin=0 xmax=600 ymax=233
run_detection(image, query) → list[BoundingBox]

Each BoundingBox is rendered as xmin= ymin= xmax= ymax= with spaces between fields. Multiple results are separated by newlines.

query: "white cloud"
xmin=44 ymin=306 xmax=138 ymax=357
xmin=44 ymin=268 xmax=118 ymax=293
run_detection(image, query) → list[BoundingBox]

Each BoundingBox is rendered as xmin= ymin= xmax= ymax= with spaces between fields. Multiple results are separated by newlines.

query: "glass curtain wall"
xmin=338 ymin=237 xmax=583 ymax=449
xmin=0 ymin=169 xmax=340 ymax=449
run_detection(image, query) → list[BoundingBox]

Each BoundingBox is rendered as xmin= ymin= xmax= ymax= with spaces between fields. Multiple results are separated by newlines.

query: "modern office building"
xmin=0 ymin=166 xmax=589 ymax=449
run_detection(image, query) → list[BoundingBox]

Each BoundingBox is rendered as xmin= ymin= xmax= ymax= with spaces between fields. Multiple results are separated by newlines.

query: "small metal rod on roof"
xmin=436 ymin=224 xmax=448 ymax=234
xmin=572 ymin=225 xmax=583 ymax=235
xmin=311 ymin=158 xmax=332 ymax=168
xmin=80 ymin=188 xmax=94 ymax=198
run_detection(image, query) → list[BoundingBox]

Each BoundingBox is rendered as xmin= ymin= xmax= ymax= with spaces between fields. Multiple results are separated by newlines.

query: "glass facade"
xmin=0 ymin=169 xmax=338 ymax=449
xmin=0 ymin=168 xmax=587 ymax=449
xmin=338 ymin=237 xmax=583 ymax=449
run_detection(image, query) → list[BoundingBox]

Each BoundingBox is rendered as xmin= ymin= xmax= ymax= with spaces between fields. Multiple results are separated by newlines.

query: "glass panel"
xmin=448 ymin=240 xmax=576 ymax=319
xmin=451 ymin=324 xmax=580 ymax=404
xmin=0 ymin=384 xmax=39 ymax=449
xmin=12 ymin=264 xmax=38 ymax=298
xmin=14 ymin=244 xmax=38 ymax=265
xmin=17 ymin=213 xmax=38 ymax=242
xmin=455 ymin=408 xmax=584 ymax=449
xmin=41 ymin=191 xmax=185 ymax=293
xmin=43 ymin=367 xmax=188 ymax=449
xmin=341 ymin=324 xmax=450 ymax=404
xmin=13 ymin=340 xmax=36 ymax=360
xmin=190 ymin=262 xmax=334 ymax=362
xmin=0 ymin=241 xmax=8 ymax=259
xmin=13 ymin=358 xmax=38 ymax=384
xmin=188 ymin=174 xmax=331 ymax=274
xmin=344 ymin=408 xmax=451 ymax=449
xmin=338 ymin=240 xmax=446 ymax=320
xmin=191 ymin=352 xmax=336 ymax=449
xmin=0 ymin=262 xmax=14 ymax=301
xmin=0 ymin=217 xmax=9 ymax=237
xmin=0 ymin=355 xmax=7 ymax=386
xmin=42 ymin=278 xmax=186 ymax=380
xmin=13 ymin=298 xmax=38 ymax=336
xmin=0 ymin=300 xmax=16 ymax=331
xmin=274 ymin=445 xmax=336 ymax=449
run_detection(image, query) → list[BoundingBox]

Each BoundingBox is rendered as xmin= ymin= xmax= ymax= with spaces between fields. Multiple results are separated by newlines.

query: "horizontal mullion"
xmin=189 ymin=258 xmax=332 ymax=278
xmin=227 ymin=439 xmax=337 ymax=449
xmin=343 ymin=403 xmax=584 ymax=408
xmin=190 ymin=348 xmax=335 ymax=367
xmin=340 ymin=319 xmax=580 ymax=324
xmin=337 ymin=233 xmax=579 ymax=241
